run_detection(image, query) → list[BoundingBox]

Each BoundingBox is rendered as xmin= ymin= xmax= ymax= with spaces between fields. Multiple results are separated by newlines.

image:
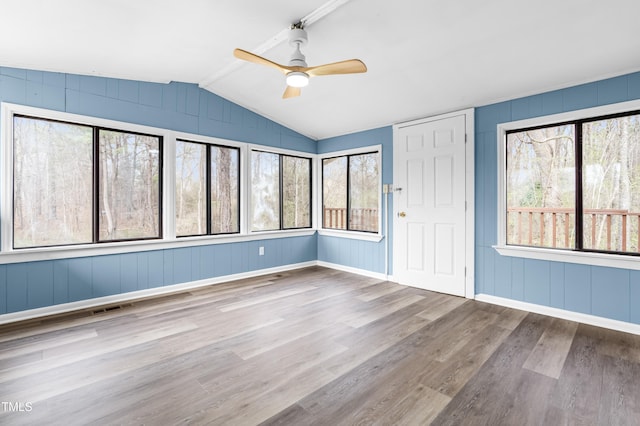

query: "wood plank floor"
xmin=1 ymin=266 xmax=640 ymax=425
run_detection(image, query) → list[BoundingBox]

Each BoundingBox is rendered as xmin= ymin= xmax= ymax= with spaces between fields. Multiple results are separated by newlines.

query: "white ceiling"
xmin=1 ymin=0 xmax=640 ymax=140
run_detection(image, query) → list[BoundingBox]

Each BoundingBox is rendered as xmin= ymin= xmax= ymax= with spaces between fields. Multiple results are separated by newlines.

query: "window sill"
xmin=318 ymin=229 xmax=384 ymax=242
xmin=494 ymin=244 xmax=640 ymax=271
xmin=0 ymin=229 xmax=317 ymax=265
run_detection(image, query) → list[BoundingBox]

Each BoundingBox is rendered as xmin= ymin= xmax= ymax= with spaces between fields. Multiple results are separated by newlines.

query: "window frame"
xmin=318 ymin=145 xmax=383 ymax=242
xmin=0 ymin=103 xmax=314 ymax=265
xmin=495 ymin=99 xmax=640 ymax=271
xmin=175 ymin=138 xmax=241 ymax=237
xmin=248 ymin=146 xmax=313 ymax=233
xmin=11 ymin=115 xmax=164 ymax=248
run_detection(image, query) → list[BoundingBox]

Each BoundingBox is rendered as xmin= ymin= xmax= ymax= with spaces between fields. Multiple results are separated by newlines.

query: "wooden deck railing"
xmin=324 ymin=208 xmax=378 ymax=231
xmin=507 ymin=207 xmax=640 ymax=252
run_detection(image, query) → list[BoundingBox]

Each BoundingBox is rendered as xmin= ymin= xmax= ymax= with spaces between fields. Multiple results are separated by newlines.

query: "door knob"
xmin=398 ymin=211 xmax=406 ymax=217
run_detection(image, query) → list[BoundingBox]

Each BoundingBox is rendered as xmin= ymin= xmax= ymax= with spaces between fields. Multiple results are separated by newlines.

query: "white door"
xmin=393 ymin=113 xmax=469 ymax=297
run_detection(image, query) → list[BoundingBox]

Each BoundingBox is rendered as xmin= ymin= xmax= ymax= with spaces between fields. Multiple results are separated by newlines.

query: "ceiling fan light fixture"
xmin=286 ymin=71 xmax=309 ymax=88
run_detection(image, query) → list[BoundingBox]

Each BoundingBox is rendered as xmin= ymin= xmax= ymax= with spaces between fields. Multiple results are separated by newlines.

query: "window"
xmin=99 ymin=129 xmax=161 ymax=241
xmin=3 ymin=104 xmax=316 ymax=261
xmin=14 ymin=116 xmax=93 ymax=247
xmin=250 ymin=150 xmax=311 ymax=231
xmin=505 ymin=110 xmax=640 ymax=255
xmin=13 ymin=115 xmax=162 ymax=248
xmin=322 ymin=151 xmax=380 ymax=233
xmin=175 ymin=140 xmax=239 ymax=237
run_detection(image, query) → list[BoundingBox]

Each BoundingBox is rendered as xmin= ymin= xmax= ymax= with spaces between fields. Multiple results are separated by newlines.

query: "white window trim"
xmin=494 ymin=98 xmax=640 ymax=270
xmin=317 ymin=144 xmax=383 ymax=242
xmin=0 ymin=102 xmax=314 ymax=265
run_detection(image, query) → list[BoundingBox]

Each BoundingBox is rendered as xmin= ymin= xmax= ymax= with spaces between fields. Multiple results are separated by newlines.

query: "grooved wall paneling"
xmin=475 ymin=71 xmax=640 ymax=325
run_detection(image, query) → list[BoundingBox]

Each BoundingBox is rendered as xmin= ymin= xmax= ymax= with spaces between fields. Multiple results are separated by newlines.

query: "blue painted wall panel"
xmin=541 ymin=90 xmax=564 ymax=116
xmin=475 ymin=247 xmax=485 ymax=294
xmin=120 ymin=253 xmax=138 ymax=294
xmin=549 ymin=262 xmax=565 ymax=309
xmin=563 ymin=263 xmax=591 ymax=315
xmin=597 ymin=75 xmax=628 ymax=105
xmin=562 ymin=82 xmax=598 ymax=111
xmin=591 ymin=266 xmax=629 ymax=322
xmin=1 ymin=67 xmax=27 ymax=79
xmin=79 ymin=75 xmax=107 ymax=96
xmin=1 ymin=75 xmax=27 ymax=104
xmin=163 ymin=250 xmax=175 ymax=286
xmin=7 ymin=265 xmax=29 ymax=312
xmin=136 ymin=253 xmax=150 ymax=291
xmin=118 ymin=79 xmax=139 ymax=103
xmin=139 ymin=82 xmax=163 ymax=108
xmin=53 ymin=260 xmax=68 ymax=305
xmin=26 ymin=70 xmax=43 ymax=82
xmin=630 ymin=271 xmax=640 ymax=324
xmin=67 ymin=258 xmax=92 ymax=303
xmin=106 ymin=79 xmax=119 ymax=98
xmin=172 ymin=248 xmax=193 ymax=285
xmin=511 ymin=258 xmax=524 ymax=301
xmin=476 ymin=71 xmax=640 ymax=326
xmin=42 ymin=71 xmax=66 ymax=88
xmin=524 ymin=259 xmax=550 ymax=306
xmin=629 ymin=73 xmax=640 ymax=99
xmin=482 ymin=247 xmax=495 ymax=295
xmin=493 ymin=252 xmax=512 ymax=298
xmin=0 ymin=265 xmax=6 ymax=314
xmin=27 ymin=261 xmax=54 ymax=309
xmin=92 ymin=255 xmax=121 ymax=298
xmin=199 ymin=245 xmax=215 ymax=279
xmin=214 ymin=244 xmax=233 ymax=277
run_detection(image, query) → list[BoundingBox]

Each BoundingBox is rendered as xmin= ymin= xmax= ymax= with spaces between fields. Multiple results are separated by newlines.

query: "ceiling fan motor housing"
xmin=288 ymin=28 xmax=308 ymax=68
xmin=289 ymin=28 xmax=308 ymax=47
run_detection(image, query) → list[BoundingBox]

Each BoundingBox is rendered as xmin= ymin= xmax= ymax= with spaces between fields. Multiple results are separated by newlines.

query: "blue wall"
xmin=476 ymin=71 xmax=640 ymax=325
xmin=317 ymin=126 xmax=394 ymax=274
xmin=8 ymin=63 xmax=640 ymax=327
xmin=0 ymin=67 xmax=317 ymax=315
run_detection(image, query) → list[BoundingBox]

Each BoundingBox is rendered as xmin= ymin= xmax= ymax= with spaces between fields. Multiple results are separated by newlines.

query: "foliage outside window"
xmin=99 ymin=130 xmax=161 ymax=241
xmin=175 ymin=140 xmax=239 ymax=237
xmin=506 ymin=111 xmax=640 ymax=254
xmin=13 ymin=116 xmax=162 ymax=249
xmin=14 ymin=116 xmax=93 ymax=247
xmin=250 ymin=150 xmax=311 ymax=231
xmin=322 ymin=152 xmax=380 ymax=233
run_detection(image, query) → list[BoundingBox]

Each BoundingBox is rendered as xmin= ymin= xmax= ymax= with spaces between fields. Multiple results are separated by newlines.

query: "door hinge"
xmin=464 ymin=267 xmax=467 ymax=277
xmin=465 ymin=133 xmax=468 ymax=143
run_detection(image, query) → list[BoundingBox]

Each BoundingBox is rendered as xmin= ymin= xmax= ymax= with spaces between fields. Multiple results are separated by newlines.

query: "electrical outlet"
xmin=259 ymin=246 xmax=264 ymax=256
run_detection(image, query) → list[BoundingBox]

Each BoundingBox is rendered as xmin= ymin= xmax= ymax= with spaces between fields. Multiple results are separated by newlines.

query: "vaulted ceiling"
xmin=2 ymin=0 xmax=640 ymax=140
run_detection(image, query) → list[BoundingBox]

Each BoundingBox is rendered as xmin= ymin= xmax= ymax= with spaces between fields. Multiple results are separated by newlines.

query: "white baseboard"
xmin=475 ymin=293 xmax=640 ymax=336
xmin=316 ymin=261 xmax=389 ymax=281
xmin=0 ymin=261 xmax=316 ymax=325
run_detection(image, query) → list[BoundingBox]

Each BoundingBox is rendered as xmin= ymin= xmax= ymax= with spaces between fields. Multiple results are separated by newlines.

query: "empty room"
xmin=1 ymin=0 xmax=640 ymax=424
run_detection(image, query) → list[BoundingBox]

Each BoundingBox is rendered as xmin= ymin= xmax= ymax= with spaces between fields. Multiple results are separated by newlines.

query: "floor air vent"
xmin=92 ymin=305 xmax=123 ymax=315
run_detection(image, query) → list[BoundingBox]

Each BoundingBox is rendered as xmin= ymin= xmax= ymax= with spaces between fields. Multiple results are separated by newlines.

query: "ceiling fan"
xmin=233 ymin=22 xmax=367 ymax=99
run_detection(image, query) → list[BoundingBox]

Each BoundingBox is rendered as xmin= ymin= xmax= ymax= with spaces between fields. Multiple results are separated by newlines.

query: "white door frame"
xmin=392 ymin=108 xmax=475 ymax=299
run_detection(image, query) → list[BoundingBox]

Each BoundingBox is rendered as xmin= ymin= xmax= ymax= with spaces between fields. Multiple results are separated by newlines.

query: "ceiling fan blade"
xmin=283 ymin=86 xmax=301 ymax=99
xmin=234 ymin=48 xmax=289 ymax=74
xmin=306 ymin=59 xmax=367 ymax=77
